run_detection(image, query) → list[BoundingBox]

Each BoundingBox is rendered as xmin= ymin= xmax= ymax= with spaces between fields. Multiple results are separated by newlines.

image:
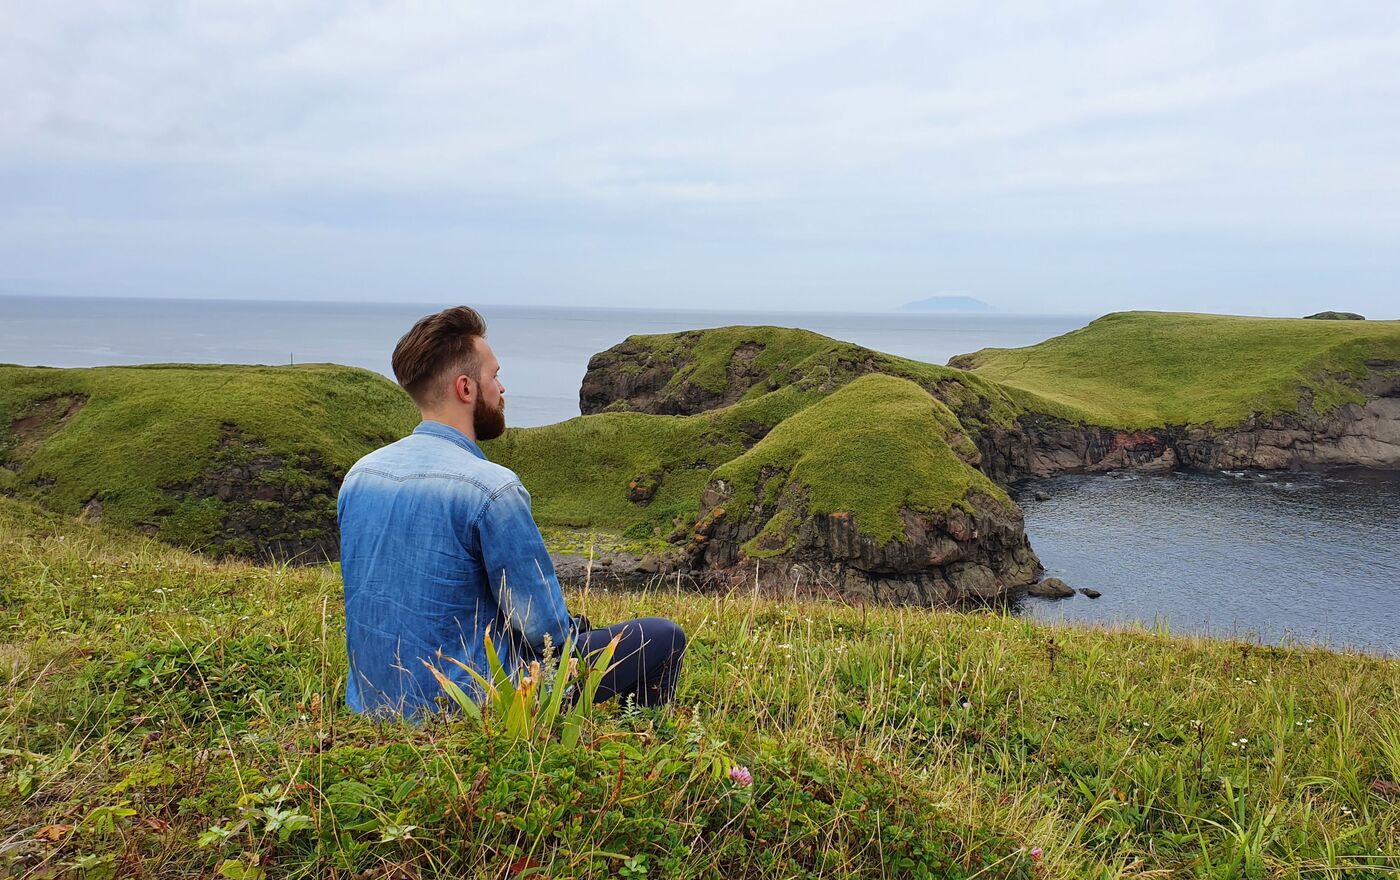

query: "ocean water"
xmin=1015 ymin=470 xmax=1400 ymax=655
xmin=3 ymin=294 xmax=1397 ymax=652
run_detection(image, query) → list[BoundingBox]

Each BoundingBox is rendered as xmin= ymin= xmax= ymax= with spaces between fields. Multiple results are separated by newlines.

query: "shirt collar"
xmin=412 ymin=420 xmax=487 ymax=460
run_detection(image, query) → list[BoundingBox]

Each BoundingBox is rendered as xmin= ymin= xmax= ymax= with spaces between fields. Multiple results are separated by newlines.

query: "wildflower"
xmin=1030 ymin=847 xmax=1043 ymax=861
xmin=729 ymin=765 xmax=753 ymax=787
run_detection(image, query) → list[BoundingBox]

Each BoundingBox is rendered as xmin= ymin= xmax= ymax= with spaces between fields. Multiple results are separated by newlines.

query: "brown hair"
xmin=391 ymin=306 xmax=488 ymax=406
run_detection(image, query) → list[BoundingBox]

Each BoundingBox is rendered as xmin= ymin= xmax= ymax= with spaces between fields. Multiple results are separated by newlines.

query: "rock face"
xmin=580 ymin=331 xmax=817 ymax=416
xmin=670 ymin=375 xmax=1045 ymax=605
xmin=975 ymin=363 xmax=1400 ymax=479
xmin=164 ymin=424 xmax=343 ymax=563
xmin=687 ymin=484 xmax=1042 ymax=604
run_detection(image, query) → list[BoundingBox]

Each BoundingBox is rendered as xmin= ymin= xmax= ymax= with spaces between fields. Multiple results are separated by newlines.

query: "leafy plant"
xmin=422 ymin=628 xmax=622 ymax=749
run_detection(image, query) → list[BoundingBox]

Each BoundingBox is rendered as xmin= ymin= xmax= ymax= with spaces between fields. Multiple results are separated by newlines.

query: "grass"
xmin=0 ymin=363 xmax=419 ymax=553
xmin=597 ymin=326 xmax=1027 ymax=430
xmin=712 ymin=375 xmax=1009 ymax=544
xmin=3 ymin=498 xmax=1399 ymax=878
xmin=955 ymin=312 xmax=1400 ymax=429
xmin=487 ymin=386 xmax=830 ymax=543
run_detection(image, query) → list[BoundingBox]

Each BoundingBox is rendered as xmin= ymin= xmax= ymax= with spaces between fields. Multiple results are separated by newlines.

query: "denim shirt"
xmin=337 ymin=420 xmax=575 ymax=717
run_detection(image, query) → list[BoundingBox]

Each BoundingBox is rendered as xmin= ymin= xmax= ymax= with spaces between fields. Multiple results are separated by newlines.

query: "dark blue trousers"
xmin=576 ymin=617 xmax=686 ymax=706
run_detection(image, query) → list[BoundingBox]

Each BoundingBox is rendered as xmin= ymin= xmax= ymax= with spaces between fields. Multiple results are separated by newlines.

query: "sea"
xmin=3 ymin=294 xmax=1398 ymax=654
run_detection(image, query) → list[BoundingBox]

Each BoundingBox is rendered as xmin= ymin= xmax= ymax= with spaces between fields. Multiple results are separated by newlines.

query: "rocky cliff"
xmin=679 ymin=375 xmax=1041 ymax=602
xmin=565 ymin=314 xmax=1400 ymax=606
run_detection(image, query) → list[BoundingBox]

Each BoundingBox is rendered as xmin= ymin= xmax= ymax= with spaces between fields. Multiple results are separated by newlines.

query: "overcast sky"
xmin=2 ymin=2 xmax=1397 ymax=315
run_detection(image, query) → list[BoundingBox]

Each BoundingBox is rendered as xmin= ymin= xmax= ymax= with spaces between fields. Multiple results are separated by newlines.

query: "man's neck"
xmin=419 ymin=411 xmax=477 ymax=443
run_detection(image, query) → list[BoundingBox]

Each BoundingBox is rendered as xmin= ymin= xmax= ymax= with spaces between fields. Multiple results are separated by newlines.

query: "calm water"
xmin=3 ymin=294 xmax=1398 ymax=653
xmin=1016 ymin=470 xmax=1400 ymax=655
xmin=0 ymin=295 xmax=1085 ymax=428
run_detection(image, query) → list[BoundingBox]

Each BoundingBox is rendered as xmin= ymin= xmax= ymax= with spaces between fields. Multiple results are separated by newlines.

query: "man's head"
xmin=391 ymin=306 xmax=506 ymax=442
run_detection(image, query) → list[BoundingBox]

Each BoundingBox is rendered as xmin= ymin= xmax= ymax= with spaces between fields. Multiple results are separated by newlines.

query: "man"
xmin=337 ymin=306 xmax=686 ymax=718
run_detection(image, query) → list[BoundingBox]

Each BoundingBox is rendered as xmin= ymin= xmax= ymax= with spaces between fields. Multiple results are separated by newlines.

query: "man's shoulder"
xmin=345 ymin=434 xmax=521 ymax=495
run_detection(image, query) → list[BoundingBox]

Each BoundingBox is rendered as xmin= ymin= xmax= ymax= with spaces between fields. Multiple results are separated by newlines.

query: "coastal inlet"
xmin=1014 ymin=469 xmax=1400 ymax=655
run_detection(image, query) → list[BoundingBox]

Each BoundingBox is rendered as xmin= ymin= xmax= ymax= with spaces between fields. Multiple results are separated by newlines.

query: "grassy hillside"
xmin=0 ymin=363 xmax=418 ymax=557
xmin=954 ymin=312 xmax=1400 ymax=429
xmin=2 ymin=497 xmax=1397 ymax=877
xmin=712 ymin=375 xmax=1007 ymax=546
xmin=586 ymin=325 xmax=1029 ymax=428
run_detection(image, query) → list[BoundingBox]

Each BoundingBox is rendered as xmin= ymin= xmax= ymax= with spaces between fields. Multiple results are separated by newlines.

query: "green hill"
xmin=952 ymin=311 xmax=1400 ymax=429
xmin=0 ymin=363 xmax=418 ymax=560
xmin=8 ymin=311 xmax=1398 ymax=568
xmin=1 ymin=496 xmax=1396 ymax=876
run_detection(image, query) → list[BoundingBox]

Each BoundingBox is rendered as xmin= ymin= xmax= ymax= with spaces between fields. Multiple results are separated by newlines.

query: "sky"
xmin=2 ymin=2 xmax=1398 ymax=316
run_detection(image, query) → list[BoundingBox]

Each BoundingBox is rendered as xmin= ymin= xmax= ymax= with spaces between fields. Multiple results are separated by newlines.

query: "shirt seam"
xmin=350 ymin=465 xmax=500 ymax=496
xmin=469 ymin=480 xmax=526 ymax=529
xmin=414 ymin=426 xmax=486 ymax=459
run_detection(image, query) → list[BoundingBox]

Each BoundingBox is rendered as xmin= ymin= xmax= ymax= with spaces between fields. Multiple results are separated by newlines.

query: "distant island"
xmin=898 ymin=295 xmax=993 ymax=313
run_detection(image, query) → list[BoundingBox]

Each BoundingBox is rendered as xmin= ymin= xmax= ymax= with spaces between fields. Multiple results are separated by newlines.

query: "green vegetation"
xmin=956 ymin=312 xmax=1400 ymax=429
xmin=0 ymin=363 xmax=418 ymax=555
xmin=3 ymin=497 xmax=1398 ymax=877
xmin=488 ymin=386 xmax=828 ymax=541
xmin=604 ymin=324 xmax=1027 ymax=428
xmin=713 ymin=375 xmax=1008 ymax=544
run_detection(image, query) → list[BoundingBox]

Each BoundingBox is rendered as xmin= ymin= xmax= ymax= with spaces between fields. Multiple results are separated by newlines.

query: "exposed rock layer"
xmin=977 ymin=364 xmax=1400 ymax=480
xmin=684 ymin=481 xmax=1042 ymax=605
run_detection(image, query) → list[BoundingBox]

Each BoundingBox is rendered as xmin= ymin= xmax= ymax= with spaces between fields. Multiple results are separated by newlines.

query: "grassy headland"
xmin=953 ymin=311 xmax=1400 ymax=429
xmin=0 ymin=363 xmax=418 ymax=558
xmin=2 ymin=497 xmax=1397 ymax=877
xmin=711 ymin=374 xmax=1006 ymax=546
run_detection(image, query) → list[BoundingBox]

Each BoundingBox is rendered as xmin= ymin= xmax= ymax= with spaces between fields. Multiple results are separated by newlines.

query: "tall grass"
xmin=1 ymin=497 xmax=1397 ymax=878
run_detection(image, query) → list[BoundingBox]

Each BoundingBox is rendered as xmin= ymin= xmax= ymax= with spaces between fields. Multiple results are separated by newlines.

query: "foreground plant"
xmin=421 ymin=628 xmax=622 ymax=749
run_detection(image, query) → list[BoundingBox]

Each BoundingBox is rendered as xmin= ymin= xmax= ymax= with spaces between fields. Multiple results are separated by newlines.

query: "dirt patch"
xmin=2 ymin=394 xmax=88 ymax=467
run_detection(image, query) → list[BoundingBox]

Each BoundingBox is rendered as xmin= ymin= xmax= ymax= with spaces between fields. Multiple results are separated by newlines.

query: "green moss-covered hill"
xmin=952 ymin=311 xmax=1400 ymax=429
xmin=711 ymin=374 xmax=1006 ymax=548
xmin=0 ymin=363 xmax=418 ymax=560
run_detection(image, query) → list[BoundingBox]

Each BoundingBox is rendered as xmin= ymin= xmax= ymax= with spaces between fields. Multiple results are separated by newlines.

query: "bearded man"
xmin=337 ymin=306 xmax=686 ymax=717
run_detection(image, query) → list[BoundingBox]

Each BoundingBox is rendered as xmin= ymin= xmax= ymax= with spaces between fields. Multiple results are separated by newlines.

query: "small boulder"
xmin=1028 ymin=577 xmax=1075 ymax=598
xmin=627 ymin=472 xmax=661 ymax=505
xmin=1078 ymin=587 xmax=1102 ymax=599
xmin=1034 ymin=491 xmax=1051 ymax=502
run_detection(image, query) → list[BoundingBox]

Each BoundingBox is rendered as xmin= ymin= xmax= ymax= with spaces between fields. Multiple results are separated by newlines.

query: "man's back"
xmin=338 ymin=420 xmax=573 ymax=716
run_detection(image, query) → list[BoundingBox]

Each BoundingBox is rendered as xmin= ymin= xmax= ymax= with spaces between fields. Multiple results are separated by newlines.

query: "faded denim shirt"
xmin=337 ymin=420 xmax=575 ymax=717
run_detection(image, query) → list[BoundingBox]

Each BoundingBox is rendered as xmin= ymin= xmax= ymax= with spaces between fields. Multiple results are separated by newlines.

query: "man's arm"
xmin=475 ymin=481 xmax=577 ymax=657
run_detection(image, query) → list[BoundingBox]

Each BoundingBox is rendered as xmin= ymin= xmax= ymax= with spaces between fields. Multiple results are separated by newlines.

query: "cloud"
xmin=1 ymin=1 xmax=1398 ymax=314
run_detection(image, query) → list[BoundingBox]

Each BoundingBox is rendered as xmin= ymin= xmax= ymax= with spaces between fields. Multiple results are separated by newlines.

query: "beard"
xmin=474 ymin=395 xmax=506 ymax=442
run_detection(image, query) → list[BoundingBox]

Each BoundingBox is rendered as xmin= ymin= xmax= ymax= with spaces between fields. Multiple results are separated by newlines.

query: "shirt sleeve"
xmin=474 ymin=481 xmax=576 ymax=658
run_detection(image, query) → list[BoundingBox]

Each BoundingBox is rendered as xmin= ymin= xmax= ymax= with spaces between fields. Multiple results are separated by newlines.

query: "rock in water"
xmin=1027 ymin=577 xmax=1075 ymax=598
xmin=1078 ymin=587 xmax=1102 ymax=599
xmin=1034 ymin=491 xmax=1051 ymax=501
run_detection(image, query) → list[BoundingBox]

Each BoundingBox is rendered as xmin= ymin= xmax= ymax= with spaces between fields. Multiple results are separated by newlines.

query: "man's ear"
xmin=451 ymin=374 xmax=474 ymax=406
